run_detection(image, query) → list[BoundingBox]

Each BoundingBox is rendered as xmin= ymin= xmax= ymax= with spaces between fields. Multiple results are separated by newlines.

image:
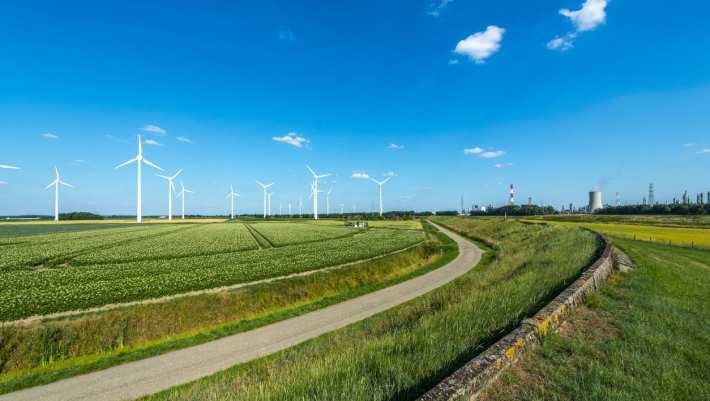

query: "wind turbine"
xmin=267 ymin=192 xmax=274 ymax=217
xmin=115 ymin=135 xmax=163 ymax=223
xmin=156 ymin=169 xmax=182 ymax=221
xmin=256 ymin=181 xmax=274 ymax=218
xmin=326 ymin=188 xmax=333 ymax=216
xmin=177 ymin=182 xmax=194 ymax=220
xmin=45 ymin=167 xmax=73 ymax=222
xmin=306 ymin=165 xmax=330 ymax=220
xmin=226 ymin=185 xmax=240 ymax=219
xmin=370 ymin=177 xmax=392 ymax=217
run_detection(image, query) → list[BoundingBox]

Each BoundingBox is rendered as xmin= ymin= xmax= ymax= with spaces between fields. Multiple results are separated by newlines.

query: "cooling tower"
xmin=588 ymin=191 xmax=602 ymax=212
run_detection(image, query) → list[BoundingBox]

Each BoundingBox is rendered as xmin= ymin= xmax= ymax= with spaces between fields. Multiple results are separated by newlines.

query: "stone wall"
xmin=418 ymin=237 xmax=633 ymax=401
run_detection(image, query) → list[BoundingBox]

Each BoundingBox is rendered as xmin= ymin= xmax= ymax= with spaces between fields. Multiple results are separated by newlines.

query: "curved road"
xmin=1 ymin=222 xmax=481 ymax=401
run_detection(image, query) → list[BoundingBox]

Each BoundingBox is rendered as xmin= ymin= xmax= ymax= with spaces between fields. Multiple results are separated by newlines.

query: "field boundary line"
xmin=5 ymin=240 xmax=427 ymax=326
xmin=418 ymin=235 xmax=633 ymax=401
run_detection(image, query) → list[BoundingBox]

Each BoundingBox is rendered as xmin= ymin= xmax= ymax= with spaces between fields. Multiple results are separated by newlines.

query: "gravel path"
xmin=0 ymin=222 xmax=481 ymax=401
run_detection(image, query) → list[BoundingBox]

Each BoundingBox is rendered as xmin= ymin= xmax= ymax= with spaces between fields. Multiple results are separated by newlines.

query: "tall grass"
xmin=482 ymin=237 xmax=710 ymax=401
xmin=141 ymin=217 xmax=600 ymax=401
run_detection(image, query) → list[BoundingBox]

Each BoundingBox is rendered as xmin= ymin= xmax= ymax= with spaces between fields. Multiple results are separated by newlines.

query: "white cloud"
xmin=547 ymin=33 xmax=576 ymax=51
xmin=0 ymin=181 xmax=7 ymax=185
xmin=176 ymin=136 xmax=192 ymax=144
xmin=549 ymin=0 xmax=607 ymax=51
xmin=272 ymin=132 xmax=309 ymax=148
xmin=683 ymin=143 xmax=696 ymax=147
xmin=560 ymin=0 xmax=608 ymax=32
xmin=480 ymin=150 xmax=505 ymax=158
xmin=454 ymin=25 xmax=505 ymax=64
xmin=142 ymin=124 xmax=167 ymax=135
xmin=0 ymin=164 xmax=20 ymax=170
xmin=464 ymin=147 xmax=505 ymax=158
xmin=495 ymin=162 xmax=513 ymax=169
xmin=351 ymin=172 xmax=370 ymax=180
xmin=448 ymin=59 xmax=460 ymax=65
xmin=144 ymin=139 xmax=163 ymax=147
xmin=42 ymin=132 xmax=59 ymax=140
xmin=388 ymin=143 xmax=404 ymax=150
xmin=463 ymin=147 xmax=484 ymax=155
xmin=699 ymin=148 xmax=710 ymax=154
xmin=427 ymin=0 xmax=454 ymax=17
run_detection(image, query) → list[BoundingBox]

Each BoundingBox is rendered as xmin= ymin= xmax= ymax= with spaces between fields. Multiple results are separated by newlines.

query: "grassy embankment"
xmin=136 ymin=217 xmax=600 ymax=401
xmin=481 ymin=237 xmax=710 ymax=401
xmin=0 ymin=221 xmax=450 ymax=394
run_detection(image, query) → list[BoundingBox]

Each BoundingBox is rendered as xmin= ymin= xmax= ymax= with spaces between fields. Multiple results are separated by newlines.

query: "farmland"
xmin=0 ymin=221 xmax=425 ymax=322
xmin=133 ymin=217 xmax=601 ymax=401
xmin=526 ymin=216 xmax=710 ymax=249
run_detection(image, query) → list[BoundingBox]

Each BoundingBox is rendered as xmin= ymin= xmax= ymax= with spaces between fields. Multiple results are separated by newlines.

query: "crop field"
xmin=528 ymin=214 xmax=710 ymax=229
xmin=247 ymin=222 xmax=357 ymax=246
xmin=0 ymin=221 xmax=424 ymax=322
xmin=529 ymin=218 xmax=710 ymax=249
xmin=136 ymin=217 xmax=601 ymax=401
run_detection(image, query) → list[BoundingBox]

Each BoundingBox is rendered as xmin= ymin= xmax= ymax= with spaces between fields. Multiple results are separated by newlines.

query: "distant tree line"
xmin=596 ymin=204 xmax=710 ymax=215
xmin=470 ymin=205 xmax=557 ymax=216
xmin=59 ymin=212 xmax=104 ymax=220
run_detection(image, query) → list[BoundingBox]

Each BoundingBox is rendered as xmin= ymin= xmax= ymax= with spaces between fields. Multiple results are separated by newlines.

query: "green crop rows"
xmin=0 ymin=222 xmax=424 ymax=321
xmin=248 ymin=222 xmax=358 ymax=246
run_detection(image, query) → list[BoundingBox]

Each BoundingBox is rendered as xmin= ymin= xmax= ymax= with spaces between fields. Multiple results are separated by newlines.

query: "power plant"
xmin=588 ymin=191 xmax=602 ymax=213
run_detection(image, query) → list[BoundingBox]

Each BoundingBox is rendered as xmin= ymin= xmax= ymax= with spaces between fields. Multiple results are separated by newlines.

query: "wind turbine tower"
xmin=268 ymin=192 xmax=274 ymax=217
xmin=256 ymin=181 xmax=274 ymax=218
xmin=508 ymin=184 xmax=515 ymax=205
xmin=326 ymin=188 xmax=333 ymax=215
xmin=156 ymin=169 xmax=182 ymax=221
xmin=115 ymin=135 xmax=163 ymax=223
xmin=177 ymin=182 xmax=194 ymax=220
xmin=370 ymin=177 xmax=392 ymax=217
xmin=45 ymin=167 xmax=73 ymax=222
xmin=306 ymin=166 xmax=330 ymax=220
xmin=226 ymin=185 xmax=240 ymax=219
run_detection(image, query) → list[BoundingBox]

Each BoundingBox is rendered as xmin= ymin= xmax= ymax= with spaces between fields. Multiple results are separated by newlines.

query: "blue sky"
xmin=1 ymin=0 xmax=709 ymax=215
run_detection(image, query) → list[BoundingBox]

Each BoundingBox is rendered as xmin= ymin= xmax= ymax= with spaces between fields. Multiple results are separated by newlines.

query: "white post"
xmin=313 ymin=179 xmax=319 ymax=220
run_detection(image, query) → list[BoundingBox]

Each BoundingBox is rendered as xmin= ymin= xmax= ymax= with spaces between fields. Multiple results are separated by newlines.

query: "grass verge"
xmin=0 ymin=225 xmax=451 ymax=394
xmin=136 ymin=217 xmax=599 ymax=401
xmin=481 ymin=237 xmax=710 ymax=401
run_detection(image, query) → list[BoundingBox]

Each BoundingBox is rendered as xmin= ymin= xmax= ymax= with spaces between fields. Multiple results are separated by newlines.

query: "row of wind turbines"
xmin=20 ymin=135 xmax=394 ymax=223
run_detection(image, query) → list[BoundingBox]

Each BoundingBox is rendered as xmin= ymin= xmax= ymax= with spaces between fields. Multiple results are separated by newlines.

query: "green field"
xmin=482 ymin=237 xmax=710 ymax=401
xmin=0 ymin=221 xmax=424 ymax=321
xmin=526 ymin=215 xmax=710 ymax=249
xmin=135 ymin=217 xmax=600 ymax=401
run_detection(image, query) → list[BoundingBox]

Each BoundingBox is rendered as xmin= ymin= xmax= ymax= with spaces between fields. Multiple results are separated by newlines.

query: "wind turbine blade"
xmin=306 ymin=165 xmax=317 ymax=177
xmin=185 ymin=189 xmax=194 ymax=193
xmin=115 ymin=158 xmax=137 ymax=169
xmin=44 ymin=180 xmax=57 ymax=190
xmin=266 ymin=183 xmax=274 ymax=188
xmin=317 ymin=173 xmax=331 ymax=179
xmin=156 ymin=174 xmax=170 ymax=180
xmin=382 ymin=177 xmax=392 ymax=185
xmin=143 ymin=159 xmax=163 ymax=171
xmin=54 ymin=167 xmax=59 ymax=179
xmin=231 ymin=184 xmax=235 ymax=193
xmin=171 ymin=169 xmax=183 ymax=180
xmin=59 ymin=181 xmax=73 ymax=188
xmin=0 ymin=164 xmax=20 ymax=170
xmin=170 ymin=181 xmax=176 ymax=193
xmin=138 ymin=135 xmax=143 ymax=155
xmin=256 ymin=181 xmax=265 ymax=188
xmin=226 ymin=192 xmax=232 ymax=199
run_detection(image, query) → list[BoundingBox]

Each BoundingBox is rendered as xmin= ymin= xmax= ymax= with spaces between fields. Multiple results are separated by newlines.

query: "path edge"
xmin=418 ymin=235 xmax=634 ymax=401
